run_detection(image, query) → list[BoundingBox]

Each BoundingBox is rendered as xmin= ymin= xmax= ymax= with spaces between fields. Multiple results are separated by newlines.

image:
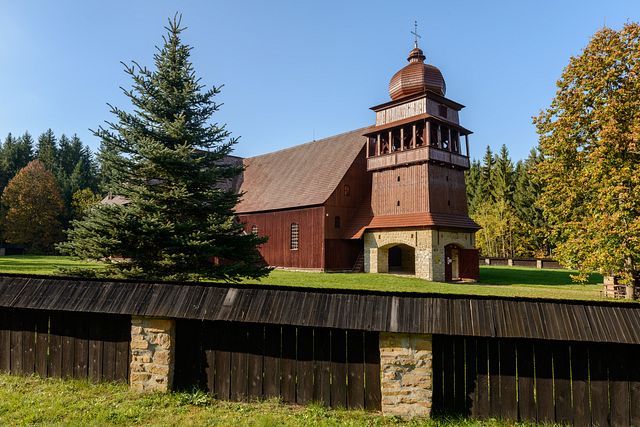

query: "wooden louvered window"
xmin=290 ymin=223 xmax=299 ymax=250
xmin=251 ymin=225 xmax=258 ymax=235
xmin=334 ymin=216 xmax=341 ymax=229
xmin=344 ymin=185 xmax=350 ymax=197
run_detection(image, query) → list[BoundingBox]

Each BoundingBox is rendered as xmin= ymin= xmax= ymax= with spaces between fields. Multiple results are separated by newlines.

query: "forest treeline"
xmin=465 ymin=145 xmax=550 ymax=258
xmin=0 ymin=130 xmax=100 ymax=252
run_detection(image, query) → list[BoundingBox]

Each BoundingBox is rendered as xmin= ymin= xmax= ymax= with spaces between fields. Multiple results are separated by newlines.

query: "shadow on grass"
xmin=479 ymin=266 xmax=602 ymax=286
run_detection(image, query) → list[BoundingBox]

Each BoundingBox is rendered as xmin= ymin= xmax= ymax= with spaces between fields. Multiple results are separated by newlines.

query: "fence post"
xmin=536 ymin=259 xmax=543 ymax=269
xmin=379 ymin=332 xmax=433 ymax=418
xmin=130 ymin=316 xmax=176 ymax=392
xmin=508 ymin=259 xmax=514 ymax=267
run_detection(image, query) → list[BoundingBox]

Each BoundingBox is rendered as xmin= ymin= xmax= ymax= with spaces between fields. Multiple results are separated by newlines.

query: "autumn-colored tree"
xmin=534 ymin=23 xmax=640 ymax=295
xmin=1 ymin=160 xmax=64 ymax=253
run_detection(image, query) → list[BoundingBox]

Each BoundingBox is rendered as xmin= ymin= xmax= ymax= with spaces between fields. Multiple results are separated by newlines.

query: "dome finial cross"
xmin=411 ymin=20 xmax=421 ymax=48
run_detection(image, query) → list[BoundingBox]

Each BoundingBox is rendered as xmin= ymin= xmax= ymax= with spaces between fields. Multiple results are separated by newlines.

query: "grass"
xmin=0 ymin=255 xmax=613 ymax=302
xmin=0 ymin=374 xmax=534 ymax=426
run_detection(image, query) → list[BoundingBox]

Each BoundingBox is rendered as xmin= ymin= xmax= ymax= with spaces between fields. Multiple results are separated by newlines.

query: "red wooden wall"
xmin=239 ymin=207 xmax=325 ymax=269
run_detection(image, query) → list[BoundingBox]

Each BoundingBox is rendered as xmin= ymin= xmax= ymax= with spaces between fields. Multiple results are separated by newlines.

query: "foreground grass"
xmin=0 ymin=255 xmax=610 ymax=301
xmin=0 ymin=374 xmax=529 ymax=426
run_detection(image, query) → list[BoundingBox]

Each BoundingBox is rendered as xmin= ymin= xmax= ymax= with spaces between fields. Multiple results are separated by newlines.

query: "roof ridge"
xmin=245 ymin=125 xmax=372 ymax=161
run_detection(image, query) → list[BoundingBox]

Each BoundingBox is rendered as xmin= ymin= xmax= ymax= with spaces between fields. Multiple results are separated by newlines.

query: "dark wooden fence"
xmin=479 ymin=257 xmax=564 ymax=269
xmin=432 ymin=335 xmax=640 ymax=426
xmin=0 ymin=308 xmax=130 ymax=382
xmin=174 ymin=320 xmax=381 ymax=410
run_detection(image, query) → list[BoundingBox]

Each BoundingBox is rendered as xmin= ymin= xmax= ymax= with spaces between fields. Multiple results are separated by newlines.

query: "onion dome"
xmin=388 ymin=46 xmax=446 ymax=100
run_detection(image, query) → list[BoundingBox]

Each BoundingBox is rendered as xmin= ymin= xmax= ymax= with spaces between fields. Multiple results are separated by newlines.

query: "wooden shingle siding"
xmin=1 ymin=275 xmax=640 ymax=345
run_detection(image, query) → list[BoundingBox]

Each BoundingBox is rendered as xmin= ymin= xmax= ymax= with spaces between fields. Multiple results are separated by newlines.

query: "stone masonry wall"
xmin=379 ymin=332 xmax=433 ymax=418
xmin=130 ymin=317 xmax=175 ymax=392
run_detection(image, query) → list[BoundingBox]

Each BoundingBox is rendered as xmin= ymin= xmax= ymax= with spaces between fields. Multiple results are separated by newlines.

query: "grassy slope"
xmin=0 ymin=255 xmax=608 ymax=301
xmin=0 ymin=374 xmax=524 ymax=426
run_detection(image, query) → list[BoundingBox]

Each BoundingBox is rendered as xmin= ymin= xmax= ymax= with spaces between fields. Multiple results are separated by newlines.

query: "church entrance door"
xmin=444 ymin=244 xmax=460 ymax=281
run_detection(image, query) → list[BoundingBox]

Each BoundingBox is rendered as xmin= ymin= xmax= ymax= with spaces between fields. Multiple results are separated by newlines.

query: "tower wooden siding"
xmin=428 ymin=166 xmax=469 ymax=215
xmin=239 ymin=206 xmax=325 ymax=269
xmin=371 ymin=163 xmax=429 ymax=216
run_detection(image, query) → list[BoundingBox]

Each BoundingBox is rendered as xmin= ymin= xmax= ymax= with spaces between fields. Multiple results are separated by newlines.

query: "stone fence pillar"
xmin=130 ymin=316 xmax=175 ymax=392
xmin=379 ymin=332 xmax=433 ymax=418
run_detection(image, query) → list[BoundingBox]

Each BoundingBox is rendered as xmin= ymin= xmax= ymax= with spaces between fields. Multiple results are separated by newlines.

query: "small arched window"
xmin=343 ymin=185 xmax=350 ymax=197
xmin=334 ymin=216 xmax=341 ymax=229
xmin=251 ymin=225 xmax=258 ymax=235
xmin=290 ymin=223 xmax=299 ymax=250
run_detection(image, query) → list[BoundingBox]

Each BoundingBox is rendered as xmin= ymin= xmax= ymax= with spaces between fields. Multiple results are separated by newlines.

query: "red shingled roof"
xmin=236 ymin=127 xmax=372 ymax=213
xmin=345 ymin=212 xmax=481 ymax=239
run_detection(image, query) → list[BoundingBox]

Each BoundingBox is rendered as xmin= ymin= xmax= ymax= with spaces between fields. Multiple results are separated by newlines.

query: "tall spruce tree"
xmin=59 ymin=16 xmax=269 ymax=281
xmin=36 ymin=129 xmax=58 ymax=173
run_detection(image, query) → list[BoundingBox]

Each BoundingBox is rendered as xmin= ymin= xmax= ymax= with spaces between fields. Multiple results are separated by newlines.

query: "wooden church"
xmin=236 ymin=41 xmax=480 ymax=282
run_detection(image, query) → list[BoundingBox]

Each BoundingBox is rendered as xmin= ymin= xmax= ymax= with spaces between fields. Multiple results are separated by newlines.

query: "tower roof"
xmin=388 ymin=46 xmax=446 ymax=100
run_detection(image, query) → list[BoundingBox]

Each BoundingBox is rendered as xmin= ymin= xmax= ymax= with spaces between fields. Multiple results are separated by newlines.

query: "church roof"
xmin=236 ymin=127 xmax=372 ymax=213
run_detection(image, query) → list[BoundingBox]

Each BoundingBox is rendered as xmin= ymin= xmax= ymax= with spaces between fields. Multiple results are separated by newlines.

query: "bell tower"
xmin=360 ymin=36 xmax=480 ymax=282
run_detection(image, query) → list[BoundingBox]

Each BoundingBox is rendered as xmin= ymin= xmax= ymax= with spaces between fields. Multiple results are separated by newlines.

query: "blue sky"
xmin=0 ymin=1 xmax=638 ymax=161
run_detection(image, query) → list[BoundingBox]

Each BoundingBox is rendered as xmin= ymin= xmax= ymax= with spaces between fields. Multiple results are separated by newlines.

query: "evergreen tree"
xmin=0 ymin=132 xmax=33 ymax=192
xmin=59 ymin=16 xmax=269 ymax=282
xmin=465 ymin=159 xmax=483 ymax=215
xmin=480 ymin=145 xmax=495 ymax=201
xmin=36 ymin=129 xmax=58 ymax=173
xmin=490 ymin=145 xmax=514 ymax=203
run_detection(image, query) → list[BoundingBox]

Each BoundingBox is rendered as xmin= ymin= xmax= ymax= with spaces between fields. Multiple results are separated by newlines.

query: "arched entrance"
xmin=387 ymin=244 xmax=415 ymax=274
xmin=444 ymin=244 xmax=461 ymax=281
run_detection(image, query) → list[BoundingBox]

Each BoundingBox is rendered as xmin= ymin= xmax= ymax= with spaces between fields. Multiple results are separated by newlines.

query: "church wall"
xmin=239 ymin=206 xmax=325 ymax=269
xmin=324 ymin=239 xmax=362 ymax=270
xmin=324 ymin=147 xmax=371 ymax=240
xmin=371 ymin=163 xmax=429 ymax=216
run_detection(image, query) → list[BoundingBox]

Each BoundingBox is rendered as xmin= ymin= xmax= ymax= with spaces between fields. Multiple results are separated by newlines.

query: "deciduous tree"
xmin=1 ymin=160 xmax=64 ymax=253
xmin=534 ymin=23 xmax=640 ymax=294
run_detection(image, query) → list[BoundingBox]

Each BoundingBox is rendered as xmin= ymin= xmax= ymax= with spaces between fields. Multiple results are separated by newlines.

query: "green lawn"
xmin=0 ymin=255 xmax=610 ymax=301
xmin=0 ymin=374 xmax=525 ymax=426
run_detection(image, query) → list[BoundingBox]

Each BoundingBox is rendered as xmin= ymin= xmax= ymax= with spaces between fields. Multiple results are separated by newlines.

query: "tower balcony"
xmin=366 ymin=145 xmax=470 ymax=171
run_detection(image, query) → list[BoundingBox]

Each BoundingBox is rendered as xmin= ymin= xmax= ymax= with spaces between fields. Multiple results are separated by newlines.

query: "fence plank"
xmin=35 ymin=311 xmax=49 ymax=378
xmin=535 ymin=341 xmax=554 ymax=424
xmin=280 ymin=326 xmax=297 ymax=403
xmin=10 ymin=315 xmax=23 ymax=375
xmin=590 ymin=345 xmax=610 ymax=427
xmin=22 ymin=315 xmax=37 ymax=375
xmin=262 ymin=324 xmax=281 ymax=398
xmin=464 ymin=337 xmax=477 ymax=417
xmin=229 ymin=324 xmax=248 ymax=401
xmin=630 ymin=345 xmax=640 ymax=427
xmin=571 ymin=343 xmax=591 ymax=427
xmin=499 ymin=340 xmax=517 ymax=420
xmin=553 ymin=342 xmax=573 ymax=425
xmin=214 ymin=327 xmax=231 ymax=400
xmin=0 ymin=309 xmax=10 ymax=372
xmin=88 ymin=320 xmax=103 ymax=382
xmin=346 ymin=330 xmax=365 ymax=409
xmin=609 ymin=346 xmax=630 ymax=427
xmin=61 ymin=313 xmax=75 ymax=378
xmin=474 ymin=338 xmax=489 ymax=418
xmin=102 ymin=321 xmax=117 ymax=382
xmin=48 ymin=313 xmax=63 ymax=378
xmin=488 ymin=339 xmax=500 ymax=418
xmin=247 ymin=324 xmax=264 ymax=399
xmin=517 ymin=341 xmax=536 ymax=423
xmin=74 ymin=318 xmax=89 ymax=379
xmin=364 ymin=331 xmax=381 ymax=411
xmin=296 ymin=327 xmax=314 ymax=404
xmin=432 ymin=335 xmax=444 ymax=413
xmin=330 ymin=329 xmax=347 ymax=408
xmin=443 ymin=336 xmax=456 ymax=414
xmin=454 ymin=336 xmax=466 ymax=414
xmin=114 ymin=331 xmax=129 ymax=383
xmin=313 ymin=328 xmax=331 ymax=406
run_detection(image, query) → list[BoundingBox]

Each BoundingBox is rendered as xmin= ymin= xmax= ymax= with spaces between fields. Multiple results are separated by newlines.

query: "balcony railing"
xmin=366 ymin=146 xmax=470 ymax=171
